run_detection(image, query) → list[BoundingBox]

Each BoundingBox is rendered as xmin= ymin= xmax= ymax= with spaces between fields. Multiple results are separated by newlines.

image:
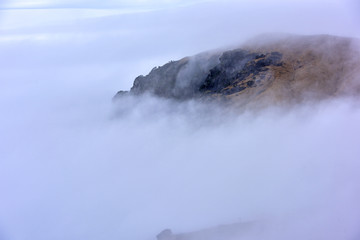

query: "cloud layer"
xmin=1 ymin=1 xmax=360 ymax=240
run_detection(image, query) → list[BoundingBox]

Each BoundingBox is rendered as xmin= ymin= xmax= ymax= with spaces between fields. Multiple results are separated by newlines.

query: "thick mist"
xmin=1 ymin=0 xmax=360 ymax=240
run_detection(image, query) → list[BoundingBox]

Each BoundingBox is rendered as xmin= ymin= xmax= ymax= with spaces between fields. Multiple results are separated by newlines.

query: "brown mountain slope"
xmin=232 ymin=34 xmax=360 ymax=107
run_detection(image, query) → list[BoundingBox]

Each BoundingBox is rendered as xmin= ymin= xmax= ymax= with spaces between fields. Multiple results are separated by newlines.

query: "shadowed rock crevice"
xmin=199 ymin=50 xmax=283 ymax=95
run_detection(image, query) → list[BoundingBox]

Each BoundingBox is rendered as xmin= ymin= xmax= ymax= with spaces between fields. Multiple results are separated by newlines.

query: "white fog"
xmin=0 ymin=0 xmax=360 ymax=240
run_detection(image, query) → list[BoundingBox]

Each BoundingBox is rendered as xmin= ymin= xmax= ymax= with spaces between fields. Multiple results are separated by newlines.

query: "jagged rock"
xmin=112 ymin=90 xmax=129 ymax=101
xmin=199 ymin=50 xmax=283 ymax=94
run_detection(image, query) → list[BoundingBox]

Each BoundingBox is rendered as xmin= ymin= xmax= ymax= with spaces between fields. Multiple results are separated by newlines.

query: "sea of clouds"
xmin=1 ymin=0 xmax=360 ymax=240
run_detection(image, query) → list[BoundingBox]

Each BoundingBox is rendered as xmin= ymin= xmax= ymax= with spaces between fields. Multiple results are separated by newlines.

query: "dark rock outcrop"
xmin=199 ymin=50 xmax=283 ymax=95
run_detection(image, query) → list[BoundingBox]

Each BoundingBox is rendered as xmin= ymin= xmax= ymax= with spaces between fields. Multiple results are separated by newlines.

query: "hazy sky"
xmin=1 ymin=1 xmax=360 ymax=240
xmin=1 ymin=0 xmax=210 ymax=9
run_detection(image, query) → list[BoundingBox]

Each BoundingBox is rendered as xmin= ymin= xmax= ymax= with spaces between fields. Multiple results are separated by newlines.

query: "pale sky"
xmin=1 ymin=0 xmax=212 ymax=9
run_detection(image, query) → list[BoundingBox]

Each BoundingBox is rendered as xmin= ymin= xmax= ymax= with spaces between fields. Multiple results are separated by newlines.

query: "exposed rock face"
xmin=129 ymin=52 xmax=221 ymax=99
xmin=199 ymin=50 xmax=283 ymax=95
xmin=114 ymin=34 xmax=360 ymax=107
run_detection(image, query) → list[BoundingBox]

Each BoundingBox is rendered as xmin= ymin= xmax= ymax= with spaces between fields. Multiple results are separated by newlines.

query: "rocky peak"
xmin=114 ymin=34 xmax=360 ymax=107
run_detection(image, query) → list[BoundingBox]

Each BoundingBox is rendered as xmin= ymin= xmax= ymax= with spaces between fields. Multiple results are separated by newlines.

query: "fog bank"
xmin=2 ymin=93 xmax=360 ymax=240
xmin=1 ymin=0 xmax=360 ymax=239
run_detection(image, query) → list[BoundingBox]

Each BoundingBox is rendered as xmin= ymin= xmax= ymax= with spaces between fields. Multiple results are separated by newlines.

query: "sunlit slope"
xmin=115 ymin=34 xmax=360 ymax=107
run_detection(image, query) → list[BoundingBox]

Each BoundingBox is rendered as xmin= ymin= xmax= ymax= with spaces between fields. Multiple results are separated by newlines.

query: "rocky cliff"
xmin=114 ymin=34 xmax=360 ymax=108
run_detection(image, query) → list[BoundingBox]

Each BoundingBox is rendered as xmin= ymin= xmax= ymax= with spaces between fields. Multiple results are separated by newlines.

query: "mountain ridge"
xmin=114 ymin=34 xmax=360 ymax=108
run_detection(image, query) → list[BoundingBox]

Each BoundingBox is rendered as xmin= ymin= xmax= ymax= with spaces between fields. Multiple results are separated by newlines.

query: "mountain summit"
xmin=114 ymin=34 xmax=360 ymax=107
